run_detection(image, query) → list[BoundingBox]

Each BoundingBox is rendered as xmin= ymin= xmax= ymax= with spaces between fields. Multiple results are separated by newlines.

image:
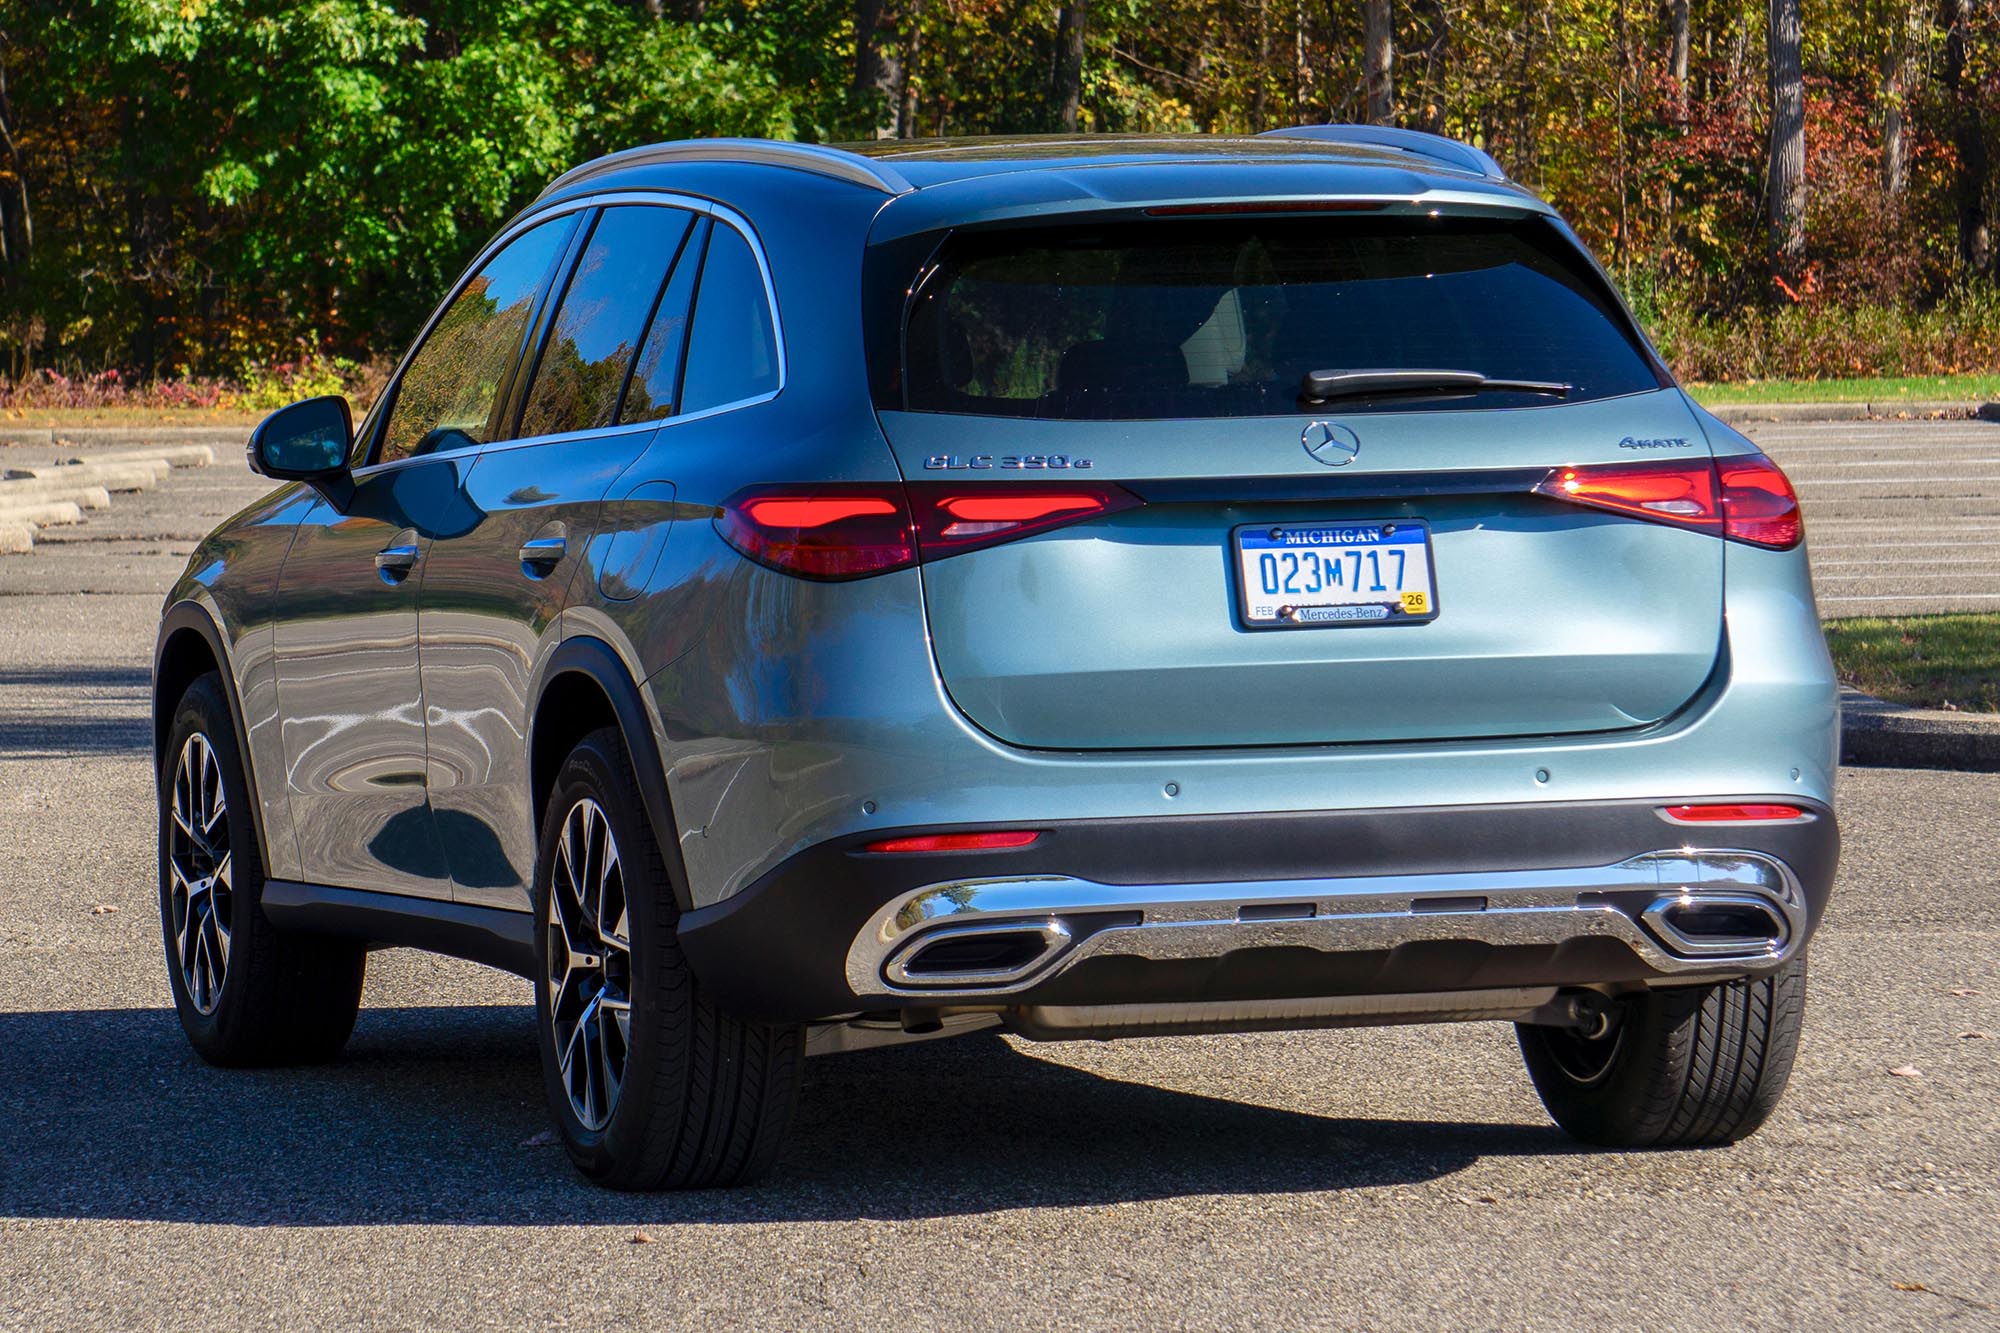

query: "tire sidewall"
xmin=532 ymin=733 xmax=676 ymax=1180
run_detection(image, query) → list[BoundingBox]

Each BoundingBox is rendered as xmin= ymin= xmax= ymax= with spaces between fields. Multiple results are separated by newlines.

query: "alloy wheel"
xmin=545 ymin=797 xmax=632 ymax=1131
xmin=167 ymin=732 xmax=233 ymax=1014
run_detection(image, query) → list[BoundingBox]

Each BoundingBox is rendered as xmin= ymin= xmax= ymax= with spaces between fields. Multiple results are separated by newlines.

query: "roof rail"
xmin=539 ymin=138 xmax=916 ymax=200
xmin=1258 ymin=125 xmax=1507 ymax=181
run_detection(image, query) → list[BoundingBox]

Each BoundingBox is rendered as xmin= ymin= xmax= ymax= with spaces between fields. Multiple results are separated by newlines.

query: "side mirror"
xmin=247 ymin=395 xmax=354 ymax=504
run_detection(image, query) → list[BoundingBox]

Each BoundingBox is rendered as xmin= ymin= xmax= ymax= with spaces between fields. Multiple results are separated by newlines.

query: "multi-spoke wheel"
xmin=544 ymin=798 xmax=633 ymax=1131
xmin=167 ymin=732 xmax=234 ymax=1013
xmin=158 ymin=671 xmax=365 ymax=1066
xmin=532 ymin=726 xmax=804 ymax=1190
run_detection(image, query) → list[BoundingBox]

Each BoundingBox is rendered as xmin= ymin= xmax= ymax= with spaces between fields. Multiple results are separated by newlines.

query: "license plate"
xmin=1232 ymin=520 xmax=1439 ymax=628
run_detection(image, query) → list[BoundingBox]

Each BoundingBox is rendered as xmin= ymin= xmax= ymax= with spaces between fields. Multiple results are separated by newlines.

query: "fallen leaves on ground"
xmin=1947 ymin=988 xmax=1984 ymax=996
xmin=521 ymin=1128 xmax=557 ymax=1147
xmin=1957 ymin=1030 xmax=1988 ymax=1040
xmin=1892 ymin=1282 xmax=1930 ymax=1293
xmin=630 ymin=1232 xmax=655 ymax=1245
xmin=1889 ymin=1065 xmax=1923 ymax=1078
xmin=89 ymin=905 xmax=117 ymax=915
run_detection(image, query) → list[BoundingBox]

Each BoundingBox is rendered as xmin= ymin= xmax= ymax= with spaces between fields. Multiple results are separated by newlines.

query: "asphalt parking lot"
xmin=1748 ymin=416 xmax=2000 ymax=616
xmin=1 ymin=423 xmax=1995 ymax=1329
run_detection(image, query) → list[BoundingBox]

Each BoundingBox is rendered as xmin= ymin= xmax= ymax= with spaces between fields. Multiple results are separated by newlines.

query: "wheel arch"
xmin=154 ymin=601 xmax=273 ymax=870
xmin=528 ymin=635 xmax=692 ymax=913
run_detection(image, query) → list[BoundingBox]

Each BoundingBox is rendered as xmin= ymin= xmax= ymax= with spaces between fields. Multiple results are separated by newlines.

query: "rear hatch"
xmin=871 ymin=211 xmax=1724 ymax=750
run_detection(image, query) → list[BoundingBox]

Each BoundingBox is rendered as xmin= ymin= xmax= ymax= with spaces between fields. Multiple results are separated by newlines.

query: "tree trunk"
xmin=1362 ymin=0 xmax=1393 ymax=125
xmin=1765 ymin=0 xmax=1806 ymax=278
xmin=1250 ymin=0 xmax=1271 ymax=132
xmin=0 ymin=47 xmax=32 ymax=278
xmin=896 ymin=19 xmax=920 ymax=139
xmin=852 ymin=0 xmax=900 ymax=137
xmin=1880 ymin=10 xmax=1912 ymax=200
xmin=1669 ymin=0 xmax=1691 ymax=114
xmin=1941 ymin=0 xmax=1993 ymax=273
xmin=1053 ymin=1 xmax=1087 ymax=133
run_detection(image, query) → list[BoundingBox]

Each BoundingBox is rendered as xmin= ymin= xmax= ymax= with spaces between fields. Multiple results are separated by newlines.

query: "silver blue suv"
xmin=153 ymin=128 xmax=1839 ymax=1189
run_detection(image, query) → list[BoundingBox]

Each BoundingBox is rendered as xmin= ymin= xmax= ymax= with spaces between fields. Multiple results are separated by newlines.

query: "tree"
xmin=1362 ymin=0 xmax=1394 ymax=124
xmin=1054 ymin=1 xmax=1087 ymax=133
xmin=1766 ymin=0 xmax=1807 ymax=276
xmin=1941 ymin=0 xmax=1993 ymax=274
xmin=852 ymin=0 xmax=899 ymax=136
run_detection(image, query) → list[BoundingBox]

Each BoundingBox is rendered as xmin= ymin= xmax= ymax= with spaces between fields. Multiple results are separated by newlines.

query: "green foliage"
xmin=1 ymin=0 xmax=1996 ymax=384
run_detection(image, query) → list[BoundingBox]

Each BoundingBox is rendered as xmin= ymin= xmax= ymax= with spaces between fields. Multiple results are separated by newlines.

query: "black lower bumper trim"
xmin=675 ymin=797 xmax=1838 ymax=1022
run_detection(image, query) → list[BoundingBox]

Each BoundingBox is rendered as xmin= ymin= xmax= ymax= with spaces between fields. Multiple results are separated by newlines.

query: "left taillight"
xmin=717 ymin=481 xmax=1140 ymax=580
xmin=714 ymin=485 xmax=917 ymax=580
xmin=1534 ymin=454 xmax=1802 ymax=550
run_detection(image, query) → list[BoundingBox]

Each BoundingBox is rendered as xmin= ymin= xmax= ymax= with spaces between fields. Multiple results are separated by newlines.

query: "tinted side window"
xmin=519 ymin=205 xmax=695 ymax=439
xmin=679 ymin=223 xmax=781 ymax=415
xmin=377 ymin=217 xmax=572 ymax=464
xmin=619 ymin=218 xmax=709 ymax=424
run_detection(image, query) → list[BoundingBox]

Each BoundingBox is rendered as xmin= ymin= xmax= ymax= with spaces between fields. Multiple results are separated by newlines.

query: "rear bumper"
xmin=676 ymin=797 xmax=1838 ymax=1023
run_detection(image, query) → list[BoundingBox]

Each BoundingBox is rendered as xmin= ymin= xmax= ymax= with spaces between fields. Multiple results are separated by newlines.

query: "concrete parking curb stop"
xmin=1841 ymin=688 xmax=2000 ymax=772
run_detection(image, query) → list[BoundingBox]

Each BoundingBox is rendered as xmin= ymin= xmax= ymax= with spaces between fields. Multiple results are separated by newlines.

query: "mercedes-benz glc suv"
xmin=153 ymin=128 xmax=1838 ymax=1189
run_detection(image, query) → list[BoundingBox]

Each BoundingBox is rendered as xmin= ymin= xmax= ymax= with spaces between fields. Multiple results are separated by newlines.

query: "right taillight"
xmin=1717 ymin=455 xmax=1803 ymax=549
xmin=1534 ymin=454 xmax=1802 ymax=550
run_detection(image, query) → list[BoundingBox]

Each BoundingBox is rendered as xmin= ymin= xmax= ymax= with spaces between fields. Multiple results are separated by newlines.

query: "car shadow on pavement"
xmin=0 ymin=1004 xmax=1571 ymax=1225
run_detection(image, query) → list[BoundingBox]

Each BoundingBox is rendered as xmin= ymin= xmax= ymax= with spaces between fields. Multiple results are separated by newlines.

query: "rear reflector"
xmin=863 ymin=830 xmax=1043 ymax=854
xmin=1661 ymin=803 xmax=1809 ymax=824
xmin=1535 ymin=454 xmax=1803 ymax=550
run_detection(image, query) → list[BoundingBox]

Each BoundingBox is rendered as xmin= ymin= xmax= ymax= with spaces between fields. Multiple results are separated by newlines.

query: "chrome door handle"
xmin=374 ymin=543 xmax=420 ymax=581
xmin=519 ymin=535 xmax=566 ymax=575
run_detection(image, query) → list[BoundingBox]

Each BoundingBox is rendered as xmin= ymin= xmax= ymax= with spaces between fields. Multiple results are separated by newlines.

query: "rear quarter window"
xmin=895 ymin=215 xmax=1663 ymax=419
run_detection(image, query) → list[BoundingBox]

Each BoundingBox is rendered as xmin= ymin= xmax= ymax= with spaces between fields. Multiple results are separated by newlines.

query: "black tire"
xmin=159 ymin=672 xmax=366 ymax=1066
xmin=1517 ymin=958 xmax=1807 ymax=1148
xmin=533 ymin=726 xmax=803 ymax=1190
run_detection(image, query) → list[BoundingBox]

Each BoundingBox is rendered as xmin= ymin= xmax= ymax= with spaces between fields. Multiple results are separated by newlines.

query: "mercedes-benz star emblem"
xmin=1301 ymin=421 xmax=1361 ymax=467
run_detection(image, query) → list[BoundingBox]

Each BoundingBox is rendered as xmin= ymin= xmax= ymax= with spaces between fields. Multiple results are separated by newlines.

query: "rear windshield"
xmin=894 ymin=215 xmax=1663 ymax=419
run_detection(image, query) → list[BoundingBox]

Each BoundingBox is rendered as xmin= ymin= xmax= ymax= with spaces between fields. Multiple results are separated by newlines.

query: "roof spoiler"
xmin=1260 ymin=125 xmax=1508 ymax=182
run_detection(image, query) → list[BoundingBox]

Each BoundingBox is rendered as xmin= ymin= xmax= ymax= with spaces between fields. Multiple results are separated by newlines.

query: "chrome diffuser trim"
xmin=844 ymin=849 xmax=1807 ymax=1000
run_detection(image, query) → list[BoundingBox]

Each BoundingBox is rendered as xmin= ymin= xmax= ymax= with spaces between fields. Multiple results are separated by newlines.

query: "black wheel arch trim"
xmin=528 ymin=633 xmax=693 ymax=913
xmin=154 ymin=600 xmax=274 ymax=874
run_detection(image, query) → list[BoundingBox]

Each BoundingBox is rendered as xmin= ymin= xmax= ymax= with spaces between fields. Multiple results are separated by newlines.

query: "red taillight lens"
xmin=1535 ymin=455 xmax=1803 ymax=550
xmin=1661 ymin=803 xmax=1809 ymax=824
xmin=906 ymin=481 xmax=1141 ymax=559
xmin=863 ymin=830 xmax=1042 ymax=854
xmin=1718 ymin=456 xmax=1803 ymax=549
xmin=718 ymin=481 xmax=1142 ymax=579
xmin=1534 ymin=460 xmax=1720 ymax=531
xmin=716 ymin=485 xmax=916 ymax=580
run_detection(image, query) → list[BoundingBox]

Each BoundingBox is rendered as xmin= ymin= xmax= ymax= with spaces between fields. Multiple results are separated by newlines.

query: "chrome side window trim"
xmin=362 ymin=190 xmax=789 ymax=471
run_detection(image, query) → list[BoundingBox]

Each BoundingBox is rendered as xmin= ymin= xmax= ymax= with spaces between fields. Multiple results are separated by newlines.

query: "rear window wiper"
xmin=1300 ymin=369 xmax=1573 ymax=404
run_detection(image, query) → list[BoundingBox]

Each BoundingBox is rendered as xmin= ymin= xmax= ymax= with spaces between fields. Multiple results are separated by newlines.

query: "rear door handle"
xmin=519 ymin=535 xmax=566 ymax=576
xmin=374 ymin=543 xmax=420 ymax=581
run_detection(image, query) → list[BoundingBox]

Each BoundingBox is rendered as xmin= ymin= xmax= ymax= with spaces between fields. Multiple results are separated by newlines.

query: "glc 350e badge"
xmin=924 ymin=454 xmax=1093 ymax=470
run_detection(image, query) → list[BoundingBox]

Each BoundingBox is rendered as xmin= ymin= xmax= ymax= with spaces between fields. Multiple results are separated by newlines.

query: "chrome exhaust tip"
xmin=1640 ymin=891 xmax=1789 ymax=960
xmin=883 ymin=919 xmax=1071 ymax=988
